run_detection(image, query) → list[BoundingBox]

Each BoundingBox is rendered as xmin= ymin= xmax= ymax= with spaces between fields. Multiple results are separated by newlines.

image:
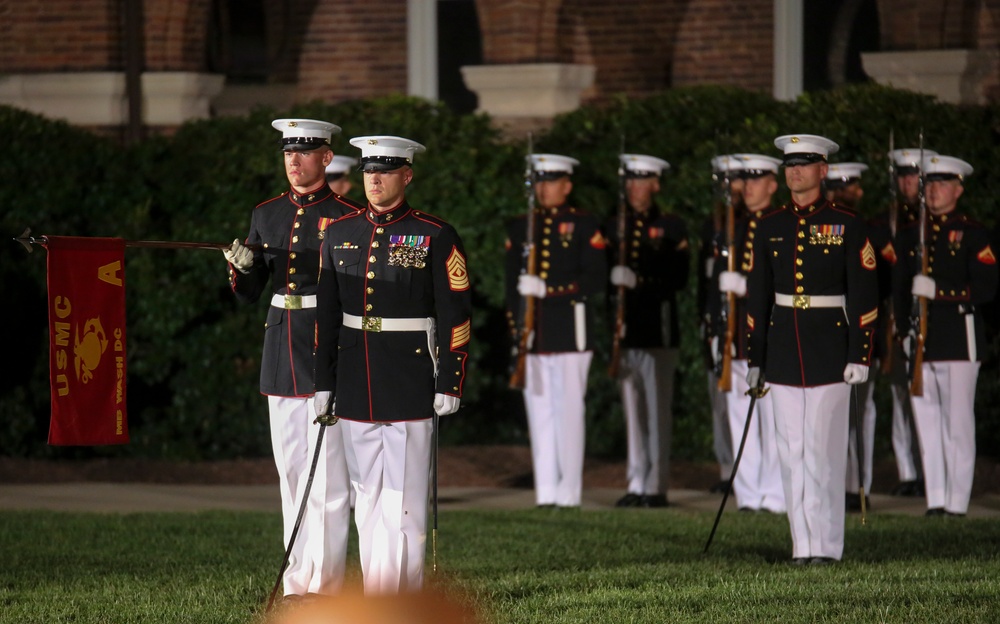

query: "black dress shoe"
xmin=925 ymin=507 xmax=946 ymax=517
xmin=845 ymin=493 xmax=870 ymax=512
xmin=537 ymin=504 xmax=556 ymax=509
xmin=945 ymin=511 xmax=966 ymax=517
xmin=790 ymin=557 xmax=809 ymax=566
xmin=709 ymin=480 xmax=730 ymax=494
xmin=615 ymin=493 xmax=643 ymax=508
xmin=640 ymin=494 xmax=669 ymax=508
xmin=810 ymin=557 xmax=836 ymax=565
xmin=738 ymin=507 xmax=758 ymax=513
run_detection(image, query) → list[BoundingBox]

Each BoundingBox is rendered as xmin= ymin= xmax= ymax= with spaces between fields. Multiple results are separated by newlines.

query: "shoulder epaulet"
xmin=254 ymin=192 xmax=288 ymax=210
xmin=411 ymin=210 xmax=448 ymax=229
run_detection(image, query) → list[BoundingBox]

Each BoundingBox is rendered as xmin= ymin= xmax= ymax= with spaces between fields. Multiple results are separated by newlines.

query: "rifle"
xmin=717 ymin=157 xmax=737 ymax=392
xmin=608 ymin=137 xmax=627 ymax=379
xmin=909 ymin=130 xmax=928 ymax=396
xmin=881 ymin=130 xmax=897 ymax=375
xmin=509 ymin=135 xmax=539 ymax=390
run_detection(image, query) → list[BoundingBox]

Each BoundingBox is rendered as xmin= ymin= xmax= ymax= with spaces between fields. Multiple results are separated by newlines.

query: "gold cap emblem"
xmin=790 ymin=137 xmax=800 ymax=143
xmin=368 ymin=139 xmax=378 ymax=145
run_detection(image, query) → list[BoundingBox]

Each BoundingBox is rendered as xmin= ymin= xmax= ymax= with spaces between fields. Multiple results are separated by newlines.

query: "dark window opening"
xmin=438 ymin=0 xmax=482 ymax=114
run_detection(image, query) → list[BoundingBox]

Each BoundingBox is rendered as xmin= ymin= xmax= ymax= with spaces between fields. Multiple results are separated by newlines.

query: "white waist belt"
xmin=271 ymin=294 xmax=317 ymax=309
xmin=774 ymin=293 xmax=845 ymax=310
xmin=343 ymin=313 xmax=433 ymax=333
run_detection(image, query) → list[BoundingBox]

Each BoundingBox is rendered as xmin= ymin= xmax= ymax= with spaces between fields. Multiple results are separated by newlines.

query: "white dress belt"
xmin=270 ymin=294 xmax=317 ymax=309
xmin=343 ymin=313 xmax=433 ymax=333
xmin=774 ymin=293 xmax=846 ymax=309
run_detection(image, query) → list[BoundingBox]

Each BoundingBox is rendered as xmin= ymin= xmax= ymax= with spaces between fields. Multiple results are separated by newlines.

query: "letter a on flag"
xmin=45 ymin=236 xmax=129 ymax=445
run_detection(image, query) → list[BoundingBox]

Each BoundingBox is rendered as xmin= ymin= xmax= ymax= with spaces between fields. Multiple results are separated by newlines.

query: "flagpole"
xmin=14 ymin=228 xmax=260 ymax=253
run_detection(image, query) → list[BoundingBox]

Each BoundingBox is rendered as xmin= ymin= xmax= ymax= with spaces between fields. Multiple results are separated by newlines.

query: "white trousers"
xmin=846 ymin=373 xmax=876 ymax=492
xmin=344 ymin=418 xmax=433 ymax=595
xmin=887 ymin=344 xmax=921 ymax=481
xmin=523 ymin=352 xmax=593 ymax=507
xmin=267 ymin=396 xmax=351 ymax=596
xmin=768 ymin=383 xmax=850 ymax=560
xmin=707 ymin=370 xmax=734 ymax=480
xmin=911 ymin=361 xmax=979 ymax=514
xmin=619 ymin=348 xmax=677 ymax=495
xmin=726 ymin=360 xmax=785 ymax=512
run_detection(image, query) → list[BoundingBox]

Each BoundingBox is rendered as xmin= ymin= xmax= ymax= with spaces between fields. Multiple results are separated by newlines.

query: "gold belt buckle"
xmin=361 ymin=316 xmax=382 ymax=332
xmin=792 ymin=295 xmax=810 ymax=309
xmin=284 ymin=295 xmax=302 ymax=310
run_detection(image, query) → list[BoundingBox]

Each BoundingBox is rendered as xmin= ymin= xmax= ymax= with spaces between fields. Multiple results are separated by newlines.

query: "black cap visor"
xmin=281 ymin=137 xmax=330 ymax=152
xmin=359 ymin=156 xmax=411 ymax=173
xmin=782 ymin=152 xmax=826 ymax=166
xmin=926 ymin=172 xmax=962 ymax=183
xmin=535 ymin=170 xmax=571 ymax=181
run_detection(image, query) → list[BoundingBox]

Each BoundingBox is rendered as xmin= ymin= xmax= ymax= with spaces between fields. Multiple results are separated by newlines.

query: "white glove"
xmin=610 ymin=266 xmax=638 ymax=289
xmin=719 ymin=271 xmax=747 ymax=297
xmin=517 ymin=274 xmax=547 ymax=299
xmin=433 ymin=393 xmax=460 ymax=416
xmin=224 ymin=238 xmax=253 ymax=273
xmin=746 ymin=366 xmax=762 ymax=389
xmin=313 ymin=391 xmax=334 ymax=418
xmin=911 ymin=275 xmax=936 ymax=299
xmin=843 ymin=363 xmax=869 ymax=385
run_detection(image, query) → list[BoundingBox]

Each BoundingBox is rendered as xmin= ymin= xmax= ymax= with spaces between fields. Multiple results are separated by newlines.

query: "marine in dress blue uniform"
xmin=884 ymin=148 xmax=940 ymax=497
xmin=326 ymin=154 xmax=358 ymax=196
xmin=746 ymin=134 xmax=879 ymax=563
xmin=892 ymin=155 xmax=997 ymax=516
xmin=314 ymin=136 xmax=472 ymax=593
xmin=505 ymin=154 xmax=608 ymax=508
xmin=224 ymin=119 xmax=362 ymax=597
xmin=606 ymin=154 xmax=688 ymax=508
xmin=710 ymin=154 xmax=785 ymax=514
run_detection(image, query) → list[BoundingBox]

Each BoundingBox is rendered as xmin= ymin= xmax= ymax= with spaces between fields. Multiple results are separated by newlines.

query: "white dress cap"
xmin=349 ymin=135 xmax=427 ymax=171
xmin=711 ymin=154 xmax=739 ymax=172
xmin=773 ymin=134 xmax=839 ymax=164
xmin=325 ymin=154 xmax=358 ymax=176
xmin=889 ymin=148 xmax=938 ymax=169
xmin=923 ymin=155 xmax=974 ymax=181
xmin=826 ymin=162 xmax=869 ymax=182
xmin=730 ymin=153 xmax=782 ymax=176
xmin=530 ymin=153 xmax=579 ymax=175
xmin=271 ymin=118 xmax=341 ymax=151
xmin=620 ymin=153 xmax=670 ymax=178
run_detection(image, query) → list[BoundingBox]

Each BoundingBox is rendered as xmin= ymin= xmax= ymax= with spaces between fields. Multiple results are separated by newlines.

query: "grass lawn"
xmin=1 ymin=508 xmax=998 ymax=623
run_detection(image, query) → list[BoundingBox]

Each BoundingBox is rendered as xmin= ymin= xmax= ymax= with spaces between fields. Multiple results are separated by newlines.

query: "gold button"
xmin=797 ymin=245 xmax=804 ymax=251
xmin=263 ymin=243 xmax=269 ymax=248
xmin=746 ymin=242 xmax=753 ymax=248
xmin=633 ymin=229 xmax=642 ymax=237
xmin=292 ymin=236 xmax=299 ymax=243
xmin=542 ymin=238 xmax=550 ymax=246
xmin=366 ymin=304 xmax=373 ymax=311
xmin=933 ymin=224 xmax=941 ymax=231
xmin=366 ymin=287 xmax=374 ymax=294
xmin=796 ymin=286 xmax=804 ymax=293
xmin=367 ymin=271 xmax=375 ymax=279
xmin=294 ymin=222 xmax=301 ymax=228
xmin=773 ymin=251 xmax=778 ymax=257
xmin=289 ymin=267 xmax=296 ymax=275
xmin=799 ymin=219 xmax=806 ymax=225
xmin=386 ymin=214 xmax=393 ymax=220
xmin=290 ymin=252 xmax=297 ymax=259
xmin=824 ymin=249 xmax=829 ymax=254
xmin=750 ymin=221 xmax=757 ymax=229
xmin=631 ymin=251 xmax=639 ymax=259
xmin=544 ymin=218 xmax=553 ymax=225
xmin=292 ymin=194 xmax=299 ymax=201
xmin=289 ymin=282 xmax=297 ymax=291
xmin=369 ymin=255 xmax=377 ymax=263
xmin=308 ymin=194 xmax=315 ymax=201
xmin=798 ymin=231 xmax=805 ymax=238
xmin=372 ymin=241 xmax=380 ymax=248
xmin=748 ymin=232 xmax=755 ymax=239
xmin=796 ymin=258 xmax=803 ymax=266
xmin=416 ymin=348 xmax=422 ymax=354
xmin=541 ymin=261 xmax=550 ymax=269
xmin=376 ymin=227 xmax=385 ymax=234
xmin=338 ymin=260 xmax=344 ymax=266
xmin=542 ymin=250 xmax=550 ymax=257
xmin=632 ymin=240 xmax=640 ymax=247
xmin=795 ymin=272 xmax=803 ymax=279
xmin=453 ymin=386 xmax=459 ymax=391
xmin=544 ymin=228 xmax=551 ymax=234
xmin=297 ymin=208 xmax=305 ymax=215
xmin=539 ymin=271 xmax=548 ymax=279
xmin=455 ymin=371 xmax=460 ymax=375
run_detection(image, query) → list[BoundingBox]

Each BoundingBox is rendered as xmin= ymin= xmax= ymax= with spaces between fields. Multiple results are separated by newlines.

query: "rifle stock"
xmin=509 ymin=137 xmax=538 ymax=390
xmin=717 ymin=161 xmax=737 ymax=392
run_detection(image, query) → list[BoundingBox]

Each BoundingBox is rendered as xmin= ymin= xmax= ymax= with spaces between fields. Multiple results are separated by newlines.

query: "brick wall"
xmin=476 ymin=0 xmax=564 ymax=63
xmin=671 ymin=0 xmax=773 ymax=92
xmin=878 ymin=0 xmax=979 ymax=49
xmin=144 ymin=0 xmax=210 ymax=71
xmin=1 ymin=1 xmax=123 ymax=71
xmin=296 ymin=0 xmax=408 ymax=102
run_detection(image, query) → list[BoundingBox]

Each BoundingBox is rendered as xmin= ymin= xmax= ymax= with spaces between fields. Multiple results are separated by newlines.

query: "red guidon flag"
xmin=45 ymin=236 xmax=128 ymax=445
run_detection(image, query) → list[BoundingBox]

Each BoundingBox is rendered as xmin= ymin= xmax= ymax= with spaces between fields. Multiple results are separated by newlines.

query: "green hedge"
xmin=2 ymin=85 xmax=998 ymax=463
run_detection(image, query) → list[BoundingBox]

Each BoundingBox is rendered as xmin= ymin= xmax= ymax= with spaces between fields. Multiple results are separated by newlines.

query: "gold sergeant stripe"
xmin=447 ymin=246 xmax=470 ymax=291
xmin=860 ymin=307 xmax=878 ymax=327
xmin=451 ymin=319 xmax=471 ymax=348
